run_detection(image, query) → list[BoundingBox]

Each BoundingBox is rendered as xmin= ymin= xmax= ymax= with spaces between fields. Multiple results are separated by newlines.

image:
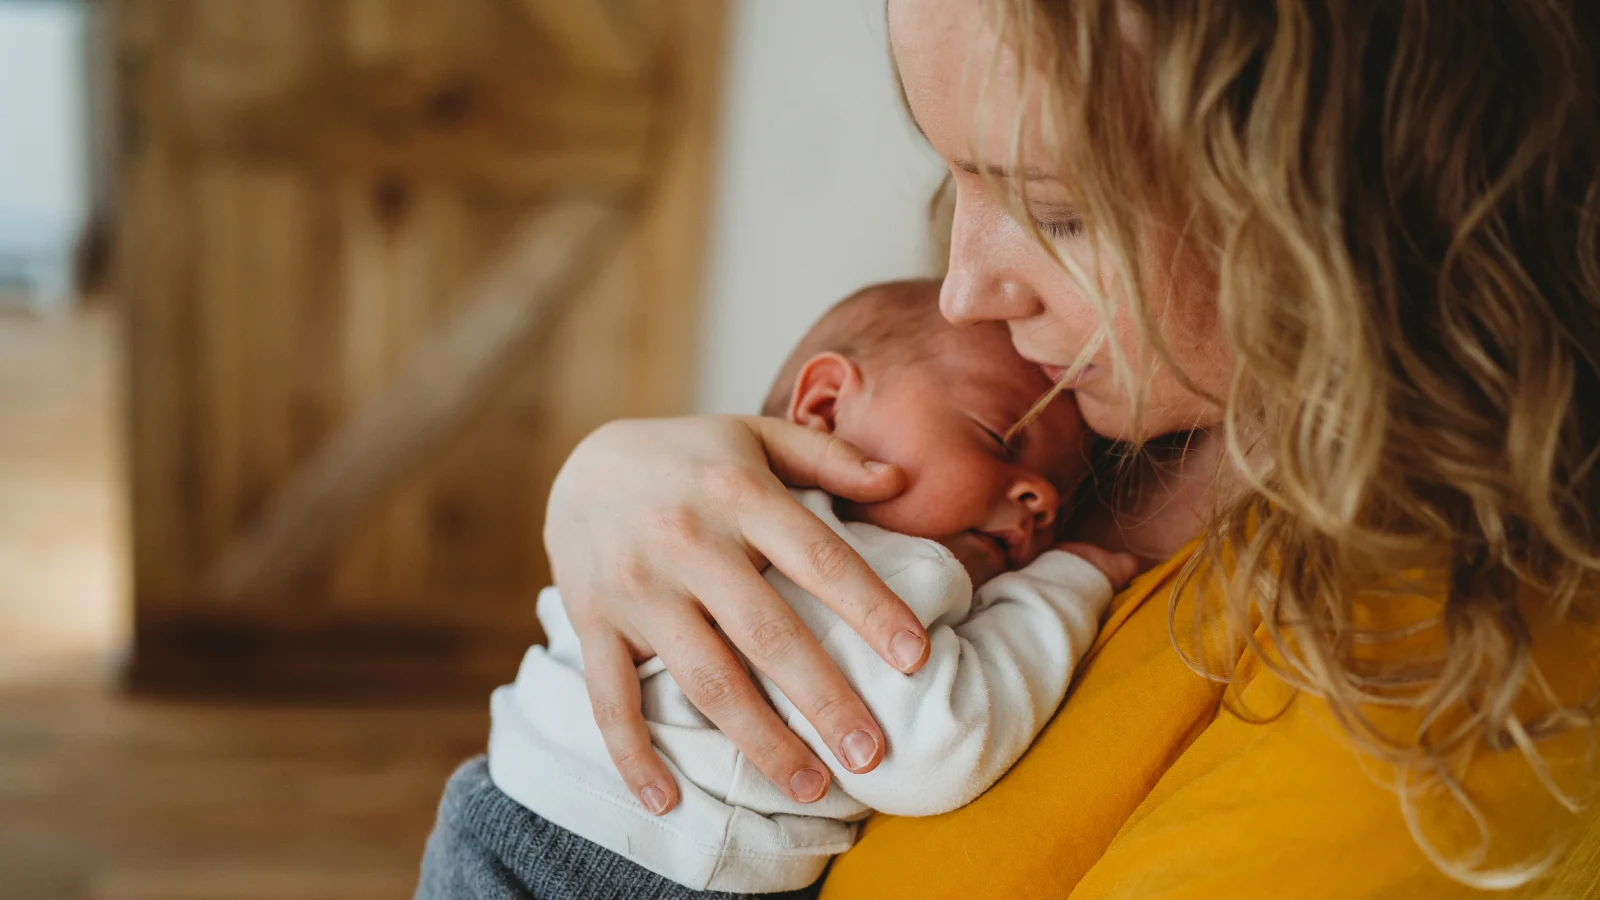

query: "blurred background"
xmin=0 ymin=0 xmax=941 ymax=897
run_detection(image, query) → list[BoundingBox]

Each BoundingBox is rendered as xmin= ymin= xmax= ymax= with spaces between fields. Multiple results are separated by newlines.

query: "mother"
xmin=547 ymin=0 xmax=1600 ymax=896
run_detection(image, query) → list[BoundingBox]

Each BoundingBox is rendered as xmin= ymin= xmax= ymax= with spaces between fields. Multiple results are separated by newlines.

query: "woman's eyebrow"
xmin=901 ymin=110 xmax=1057 ymax=181
xmin=951 ymin=159 xmax=1058 ymax=182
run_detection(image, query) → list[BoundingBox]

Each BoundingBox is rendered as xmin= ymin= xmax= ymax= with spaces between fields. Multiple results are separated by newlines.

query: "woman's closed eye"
xmin=1020 ymin=198 xmax=1085 ymax=242
xmin=1034 ymin=215 xmax=1085 ymax=241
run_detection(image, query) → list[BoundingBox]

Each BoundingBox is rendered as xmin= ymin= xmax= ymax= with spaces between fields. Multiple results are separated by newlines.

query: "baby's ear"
xmin=788 ymin=352 xmax=861 ymax=433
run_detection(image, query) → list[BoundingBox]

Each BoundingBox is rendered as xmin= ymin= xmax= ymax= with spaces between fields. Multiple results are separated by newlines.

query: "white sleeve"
xmin=763 ymin=536 xmax=1113 ymax=817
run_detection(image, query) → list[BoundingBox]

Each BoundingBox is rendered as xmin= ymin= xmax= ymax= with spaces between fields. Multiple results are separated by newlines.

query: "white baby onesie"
xmin=487 ymin=489 xmax=1113 ymax=893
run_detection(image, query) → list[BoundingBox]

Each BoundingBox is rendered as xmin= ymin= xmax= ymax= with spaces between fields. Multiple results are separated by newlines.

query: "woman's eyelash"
xmin=1035 ymin=217 xmax=1084 ymax=240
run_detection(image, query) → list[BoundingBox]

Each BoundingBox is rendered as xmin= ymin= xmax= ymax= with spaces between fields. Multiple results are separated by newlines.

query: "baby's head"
xmin=765 ymin=280 xmax=1090 ymax=583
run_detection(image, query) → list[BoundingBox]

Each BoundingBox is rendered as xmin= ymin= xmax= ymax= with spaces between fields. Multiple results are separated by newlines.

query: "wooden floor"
xmin=0 ymin=306 xmax=489 ymax=900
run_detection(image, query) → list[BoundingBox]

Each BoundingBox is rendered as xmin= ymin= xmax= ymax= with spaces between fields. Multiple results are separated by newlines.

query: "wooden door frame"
xmin=116 ymin=0 xmax=728 ymax=699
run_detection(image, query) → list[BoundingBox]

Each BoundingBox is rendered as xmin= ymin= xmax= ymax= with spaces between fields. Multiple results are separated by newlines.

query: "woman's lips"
xmin=1040 ymin=363 xmax=1098 ymax=388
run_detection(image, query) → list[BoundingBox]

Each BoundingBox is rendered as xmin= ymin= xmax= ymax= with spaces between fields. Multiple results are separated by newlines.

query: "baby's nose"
xmin=1008 ymin=474 xmax=1060 ymax=533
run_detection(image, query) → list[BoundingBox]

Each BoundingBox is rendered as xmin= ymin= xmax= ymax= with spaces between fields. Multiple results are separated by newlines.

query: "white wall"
xmin=0 ymin=0 xmax=90 ymax=308
xmin=693 ymin=0 xmax=946 ymax=414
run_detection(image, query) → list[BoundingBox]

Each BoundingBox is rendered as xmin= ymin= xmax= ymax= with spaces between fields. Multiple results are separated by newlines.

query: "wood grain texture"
xmin=0 ymin=679 xmax=487 ymax=900
xmin=0 ymin=308 xmax=126 ymax=680
xmin=118 ymin=0 xmax=729 ymax=696
xmin=199 ymin=200 xmax=632 ymax=604
xmin=0 ymin=310 xmax=486 ymax=900
xmin=513 ymin=0 xmax=647 ymax=78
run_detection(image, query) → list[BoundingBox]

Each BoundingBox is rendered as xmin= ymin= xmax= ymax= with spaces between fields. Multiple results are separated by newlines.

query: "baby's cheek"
xmin=851 ymin=461 xmax=997 ymax=539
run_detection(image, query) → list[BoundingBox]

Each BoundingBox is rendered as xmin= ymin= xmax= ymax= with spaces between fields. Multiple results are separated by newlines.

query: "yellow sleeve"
xmin=1070 ymin=657 xmax=1600 ymax=900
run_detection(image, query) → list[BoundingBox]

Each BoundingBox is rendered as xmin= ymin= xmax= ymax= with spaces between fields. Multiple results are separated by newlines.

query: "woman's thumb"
xmin=750 ymin=417 xmax=906 ymax=502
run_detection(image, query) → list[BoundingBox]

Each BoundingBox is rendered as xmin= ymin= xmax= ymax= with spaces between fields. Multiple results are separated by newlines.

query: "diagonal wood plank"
xmin=513 ymin=0 xmax=647 ymax=78
xmin=199 ymin=198 xmax=633 ymax=603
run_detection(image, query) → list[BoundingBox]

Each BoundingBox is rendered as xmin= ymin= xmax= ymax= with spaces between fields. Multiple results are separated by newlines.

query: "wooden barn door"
xmin=115 ymin=0 xmax=726 ymax=697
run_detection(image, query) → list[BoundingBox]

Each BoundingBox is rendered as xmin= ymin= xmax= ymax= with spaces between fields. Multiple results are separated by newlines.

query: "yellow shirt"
xmin=820 ymin=543 xmax=1600 ymax=899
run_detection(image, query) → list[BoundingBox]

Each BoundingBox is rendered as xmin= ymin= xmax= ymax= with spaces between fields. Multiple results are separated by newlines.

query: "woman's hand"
xmin=545 ymin=416 xmax=930 ymax=815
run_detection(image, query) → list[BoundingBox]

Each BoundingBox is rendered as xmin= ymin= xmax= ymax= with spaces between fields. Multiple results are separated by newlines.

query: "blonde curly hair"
xmin=964 ymin=0 xmax=1600 ymax=887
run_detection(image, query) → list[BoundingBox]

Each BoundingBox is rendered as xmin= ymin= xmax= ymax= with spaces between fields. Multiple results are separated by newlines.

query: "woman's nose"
xmin=939 ymin=189 xmax=1040 ymax=327
xmin=1008 ymin=475 xmax=1060 ymax=532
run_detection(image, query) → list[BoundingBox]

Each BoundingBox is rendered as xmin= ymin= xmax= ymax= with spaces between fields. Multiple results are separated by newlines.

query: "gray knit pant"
xmin=416 ymin=757 xmax=823 ymax=900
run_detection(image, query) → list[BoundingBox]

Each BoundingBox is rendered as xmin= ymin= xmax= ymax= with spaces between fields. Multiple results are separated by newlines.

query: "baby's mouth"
xmin=982 ymin=525 xmax=1046 ymax=570
xmin=978 ymin=530 xmax=1016 ymax=566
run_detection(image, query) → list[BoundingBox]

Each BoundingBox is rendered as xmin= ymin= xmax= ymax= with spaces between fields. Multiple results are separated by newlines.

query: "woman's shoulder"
xmin=1073 ymin=573 xmax=1600 ymax=899
xmin=821 ymin=547 xmax=1600 ymax=900
xmin=1071 ymin=652 xmax=1599 ymax=899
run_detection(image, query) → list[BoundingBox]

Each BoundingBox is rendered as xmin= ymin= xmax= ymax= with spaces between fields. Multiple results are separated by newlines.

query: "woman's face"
xmin=889 ymin=0 xmax=1232 ymax=440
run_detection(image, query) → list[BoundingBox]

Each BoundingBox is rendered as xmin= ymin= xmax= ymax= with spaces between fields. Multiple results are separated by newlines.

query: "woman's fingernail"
xmin=863 ymin=460 xmax=890 ymax=473
xmin=840 ymin=730 xmax=879 ymax=772
xmin=790 ymin=768 xmax=826 ymax=802
xmin=891 ymin=631 xmax=926 ymax=671
xmin=640 ymin=784 xmax=669 ymax=815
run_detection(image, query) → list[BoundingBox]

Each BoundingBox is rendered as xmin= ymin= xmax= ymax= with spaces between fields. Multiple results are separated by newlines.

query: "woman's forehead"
xmin=889 ymin=0 xmax=1063 ymax=186
xmin=887 ymin=0 xmax=983 ymax=95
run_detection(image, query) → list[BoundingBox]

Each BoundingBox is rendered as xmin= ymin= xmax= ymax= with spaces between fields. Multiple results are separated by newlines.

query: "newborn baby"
xmin=469 ymin=280 xmax=1130 ymax=897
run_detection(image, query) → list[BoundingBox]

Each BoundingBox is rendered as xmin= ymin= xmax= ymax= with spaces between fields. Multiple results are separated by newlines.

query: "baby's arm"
xmin=765 ymin=540 xmax=1116 ymax=817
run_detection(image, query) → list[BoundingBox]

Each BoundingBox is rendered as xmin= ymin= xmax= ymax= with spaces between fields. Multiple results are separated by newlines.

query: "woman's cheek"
xmin=1025 ymin=272 xmax=1115 ymax=360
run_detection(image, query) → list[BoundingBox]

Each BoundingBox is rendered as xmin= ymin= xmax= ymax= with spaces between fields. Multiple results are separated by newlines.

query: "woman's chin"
xmin=1074 ymin=392 xmax=1139 ymax=442
xmin=1076 ymin=388 xmax=1221 ymax=442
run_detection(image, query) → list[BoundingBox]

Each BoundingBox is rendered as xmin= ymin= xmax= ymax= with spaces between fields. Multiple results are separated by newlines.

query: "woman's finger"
xmin=737 ymin=482 xmax=931 ymax=676
xmin=748 ymin=416 xmax=907 ymax=504
xmin=686 ymin=555 xmax=887 ymax=776
xmin=581 ymin=627 xmax=680 ymax=815
xmin=644 ymin=608 xmax=834 ymax=804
